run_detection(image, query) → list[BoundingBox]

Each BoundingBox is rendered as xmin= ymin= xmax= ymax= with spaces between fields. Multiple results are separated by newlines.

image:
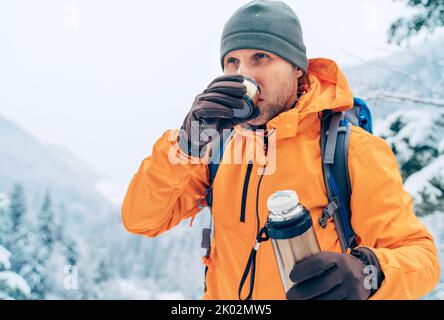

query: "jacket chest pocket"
xmin=211 ymin=162 xmax=257 ymax=238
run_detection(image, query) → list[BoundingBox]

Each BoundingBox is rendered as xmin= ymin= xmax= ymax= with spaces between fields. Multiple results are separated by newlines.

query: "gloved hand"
xmin=178 ymin=74 xmax=260 ymax=157
xmin=286 ymin=249 xmax=384 ymax=300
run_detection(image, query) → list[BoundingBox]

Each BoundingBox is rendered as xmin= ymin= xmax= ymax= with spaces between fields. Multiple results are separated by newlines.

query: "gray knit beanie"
xmin=220 ymin=0 xmax=308 ymax=73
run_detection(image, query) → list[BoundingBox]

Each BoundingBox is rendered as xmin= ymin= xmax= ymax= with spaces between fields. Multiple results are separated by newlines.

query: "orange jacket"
xmin=122 ymin=58 xmax=440 ymax=300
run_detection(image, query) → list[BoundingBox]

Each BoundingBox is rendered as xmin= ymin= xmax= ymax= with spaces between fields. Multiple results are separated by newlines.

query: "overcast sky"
xmin=0 ymin=0 xmax=426 ymax=203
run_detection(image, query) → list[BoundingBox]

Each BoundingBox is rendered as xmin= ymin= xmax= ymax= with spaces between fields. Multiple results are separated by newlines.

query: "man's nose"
xmin=237 ymin=64 xmax=257 ymax=81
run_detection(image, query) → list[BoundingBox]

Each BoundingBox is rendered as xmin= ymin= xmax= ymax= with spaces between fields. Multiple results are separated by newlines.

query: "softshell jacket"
xmin=122 ymin=58 xmax=440 ymax=300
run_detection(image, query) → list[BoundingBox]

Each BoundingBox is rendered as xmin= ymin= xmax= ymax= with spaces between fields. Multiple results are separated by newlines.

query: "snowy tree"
xmin=374 ymin=107 xmax=444 ymax=299
xmin=8 ymin=184 xmax=26 ymax=234
xmin=37 ymin=192 xmax=56 ymax=254
xmin=7 ymin=186 xmax=47 ymax=299
xmin=94 ymin=252 xmax=111 ymax=284
xmin=0 ymin=245 xmax=31 ymax=300
xmin=389 ymin=0 xmax=444 ymax=45
xmin=0 ymin=193 xmax=12 ymax=248
xmin=62 ymin=236 xmax=79 ymax=268
xmin=89 ymin=247 xmax=116 ymax=299
xmin=375 ymin=108 xmax=444 ymax=217
xmin=11 ymin=223 xmax=47 ymax=299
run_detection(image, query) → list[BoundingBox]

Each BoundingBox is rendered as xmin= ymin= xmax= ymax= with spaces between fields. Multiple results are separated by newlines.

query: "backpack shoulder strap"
xmin=201 ymin=129 xmax=235 ymax=252
xmin=319 ymin=110 xmax=357 ymax=253
xmin=205 ymin=129 xmax=235 ymax=207
xmin=201 ymin=129 xmax=235 ymax=293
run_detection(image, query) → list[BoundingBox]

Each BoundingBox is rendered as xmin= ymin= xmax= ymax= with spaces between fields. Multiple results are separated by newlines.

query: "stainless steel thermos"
xmin=266 ymin=190 xmax=321 ymax=292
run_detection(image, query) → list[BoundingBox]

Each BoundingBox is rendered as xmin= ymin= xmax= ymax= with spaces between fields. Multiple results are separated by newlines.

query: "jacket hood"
xmin=295 ymin=57 xmax=354 ymax=115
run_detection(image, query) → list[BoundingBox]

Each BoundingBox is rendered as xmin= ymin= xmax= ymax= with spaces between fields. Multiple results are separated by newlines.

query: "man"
xmin=122 ymin=0 xmax=440 ymax=300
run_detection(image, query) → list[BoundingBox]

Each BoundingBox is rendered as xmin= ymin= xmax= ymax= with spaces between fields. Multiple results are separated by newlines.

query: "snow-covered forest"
xmin=344 ymin=34 xmax=444 ymax=299
xmin=0 ymin=115 xmax=202 ymax=299
xmin=1 ymin=0 xmax=444 ymax=299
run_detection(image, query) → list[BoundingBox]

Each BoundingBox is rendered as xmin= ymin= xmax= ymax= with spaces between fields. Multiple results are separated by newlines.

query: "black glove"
xmin=178 ymin=74 xmax=260 ymax=157
xmin=286 ymin=248 xmax=384 ymax=300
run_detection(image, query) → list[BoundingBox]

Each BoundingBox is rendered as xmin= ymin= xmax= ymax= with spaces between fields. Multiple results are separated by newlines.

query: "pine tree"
xmin=94 ymin=255 xmax=110 ymax=285
xmin=0 ymin=193 xmax=12 ymax=248
xmin=378 ymin=109 xmax=444 ymax=217
xmin=92 ymin=249 xmax=112 ymax=299
xmin=389 ymin=0 xmax=444 ymax=45
xmin=0 ymin=189 xmax=32 ymax=300
xmin=62 ymin=237 xmax=79 ymax=267
xmin=8 ymin=184 xmax=28 ymax=273
xmin=12 ymin=223 xmax=47 ymax=299
xmin=37 ymin=192 xmax=56 ymax=255
xmin=416 ymin=177 xmax=444 ymax=216
xmin=8 ymin=185 xmax=47 ymax=299
xmin=0 ymin=245 xmax=31 ymax=300
xmin=9 ymin=184 xmax=26 ymax=234
xmin=31 ymin=192 xmax=58 ymax=298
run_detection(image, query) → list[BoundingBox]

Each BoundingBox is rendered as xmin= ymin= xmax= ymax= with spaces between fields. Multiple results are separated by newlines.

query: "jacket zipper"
xmin=255 ymin=169 xmax=265 ymax=235
xmin=247 ymin=166 xmax=265 ymax=300
xmin=240 ymin=161 xmax=254 ymax=222
xmin=255 ymin=131 xmax=270 ymax=232
xmin=250 ymin=133 xmax=269 ymax=299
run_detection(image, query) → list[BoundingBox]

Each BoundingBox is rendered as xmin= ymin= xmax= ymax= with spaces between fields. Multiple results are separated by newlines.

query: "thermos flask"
xmin=266 ymin=190 xmax=321 ymax=292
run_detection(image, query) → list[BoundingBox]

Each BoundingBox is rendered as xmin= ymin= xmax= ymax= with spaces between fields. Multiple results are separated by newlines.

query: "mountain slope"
xmin=0 ymin=115 xmax=112 ymax=229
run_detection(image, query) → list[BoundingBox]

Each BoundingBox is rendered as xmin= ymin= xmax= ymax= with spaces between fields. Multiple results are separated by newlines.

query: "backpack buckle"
xmin=318 ymin=198 xmax=339 ymax=228
xmin=201 ymin=228 xmax=211 ymax=252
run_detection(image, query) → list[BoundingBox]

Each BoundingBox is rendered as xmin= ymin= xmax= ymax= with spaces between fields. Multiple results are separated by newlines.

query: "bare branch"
xmin=364 ymin=90 xmax=444 ymax=107
xmin=370 ymin=46 xmax=444 ymax=68
xmin=343 ymin=50 xmax=439 ymax=97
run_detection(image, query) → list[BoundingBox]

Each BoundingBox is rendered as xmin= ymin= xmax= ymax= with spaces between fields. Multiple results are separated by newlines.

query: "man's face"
xmin=223 ymin=49 xmax=304 ymax=126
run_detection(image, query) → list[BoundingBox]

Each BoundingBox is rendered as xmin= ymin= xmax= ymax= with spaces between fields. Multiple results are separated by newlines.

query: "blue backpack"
xmin=201 ymin=97 xmax=373 ymax=291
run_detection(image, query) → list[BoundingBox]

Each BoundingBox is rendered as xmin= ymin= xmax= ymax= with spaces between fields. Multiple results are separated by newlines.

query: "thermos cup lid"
xmin=267 ymin=190 xmax=300 ymax=216
xmin=266 ymin=190 xmax=313 ymax=239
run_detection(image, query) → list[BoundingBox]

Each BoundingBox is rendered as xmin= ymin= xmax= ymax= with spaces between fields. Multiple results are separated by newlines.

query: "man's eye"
xmin=227 ymin=57 xmax=237 ymax=64
xmin=256 ymin=53 xmax=268 ymax=60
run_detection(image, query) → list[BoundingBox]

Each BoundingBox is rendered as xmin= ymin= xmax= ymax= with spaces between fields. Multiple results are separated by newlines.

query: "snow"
xmin=89 ymin=278 xmax=187 ymax=300
xmin=155 ymin=291 xmax=186 ymax=300
xmin=375 ymin=108 xmax=444 ymax=164
xmin=420 ymin=212 xmax=444 ymax=300
xmin=0 ymin=192 xmax=9 ymax=210
xmin=113 ymin=279 xmax=153 ymax=300
xmin=421 ymin=212 xmax=444 ymax=247
xmin=0 ymin=245 xmax=11 ymax=270
xmin=372 ymin=103 xmax=444 ymax=299
xmin=405 ymin=155 xmax=444 ymax=204
xmin=439 ymin=138 xmax=444 ymax=154
xmin=0 ymin=271 xmax=31 ymax=297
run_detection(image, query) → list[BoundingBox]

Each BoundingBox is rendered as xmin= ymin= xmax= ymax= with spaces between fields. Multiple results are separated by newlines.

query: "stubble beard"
xmin=245 ymin=102 xmax=284 ymax=127
xmin=244 ymin=74 xmax=299 ymax=128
